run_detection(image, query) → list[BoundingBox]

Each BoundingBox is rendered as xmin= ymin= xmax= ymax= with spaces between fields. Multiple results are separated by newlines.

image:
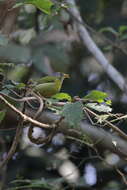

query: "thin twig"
xmin=115 ymin=168 xmax=127 ymax=185
xmin=28 ymin=93 xmax=48 ymax=144
xmin=110 ymin=114 xmax=127 ymax=123
xmin=84 ymin=107 xmax=127 ymax=141
xmin=0 ymin=138 xmax=7 ymax=189
xmin=0 ymin=95 xmax=53 ymax=129
xmin=0 ymin=92 xmax=37 ymax=102
xmin=27 ymin=93 xmax=64 ymax=145
xmin=0 ymin=92 xmax=27 ymax=169
xmin=0 ymin=123 xmax=22 ymax=169
xmin=31 ymin=92 xmax=44 ymax=118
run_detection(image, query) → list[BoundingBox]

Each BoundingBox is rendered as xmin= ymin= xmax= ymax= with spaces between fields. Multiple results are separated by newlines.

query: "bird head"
xmin=54 ymin=72 xmax=70 ymax=80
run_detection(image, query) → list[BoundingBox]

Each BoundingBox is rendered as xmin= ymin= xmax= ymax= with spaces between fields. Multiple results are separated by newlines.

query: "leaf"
xmin=106 ymin=99 xmax=112 ymax=105
xmin=83 ymin=90 xmax=110 ymax=104
xmin=61 ymin=101 xmax=83 ymax=128
xmin=99 ymin=27 xmax=118 ymax=36
xmin=0 ymin=63 xmax=14 ymax=69
xmin=4 ymin=84 xmax=15 ymax=90
xmin=120 ymin=34 xmax=127 ymax=40
xmin=0 ymin=34 xmax=9 ymax=46
xmin=8 ymin=65 xmax=29 ymax=82
xmin=103 ymin=45 xmax=113 ymax=51
xmin=15 ymin=82 xmax=26 ymax=89
xmin=52 ymin=93 xmax=72 ymax=102
xmin=19 ymin=28 xmax=36 ymax=45
xmin=0 ymin=110 xmax=6 ymax=124
xmin=15 ymin=0 xmax=54 ymax=14
xmin=86 ymin=103 xmax=112 ymax=113
xmin=119 ymin=25 xmax=127 ymax=35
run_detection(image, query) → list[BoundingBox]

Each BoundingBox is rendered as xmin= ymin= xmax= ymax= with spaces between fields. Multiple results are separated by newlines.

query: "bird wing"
xmin=37 ymin=76 xmax=57 ymax=84
xmin=34 ymin=82 xmax=59 ymax=97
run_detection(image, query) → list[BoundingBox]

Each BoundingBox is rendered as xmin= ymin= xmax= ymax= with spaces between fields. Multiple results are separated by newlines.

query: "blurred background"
xmin=1 ymin=0 xmax=127 ymax=189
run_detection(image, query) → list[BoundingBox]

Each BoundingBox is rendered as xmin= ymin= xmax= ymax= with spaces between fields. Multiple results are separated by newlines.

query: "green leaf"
xmin=52 ymin=93 xmax=72 ymax=102
xmin=119 ymin=25 xmax=127 ymax=35
xmin=120 ymin=34 xmax=127 ymax=40
xmin=0 ymin=110 xmax=6 ymax=123
xmin=15 ymin=0 xmax=54 ymax=14
xmin=8 ymin=65 xmax=29 ymax=82
xmin=4 ymin=84 xmax=15 ymax=89
xmin=103 ymin=45 xmax=113 ymax=51
xmin=99 ymin=27 xmax=118 ymax=36
xmin=106 ymin=99 xmax=112 ymax=105
xmin=0 ymin=34 xmax=9 ymax=46
xmin=61 ymin=101 xmax=83 ymax=128
xmin=83 ymin=90 xmax=111 ymax=105
xmin=0 ymin=63 xmax=14 ymax=69
xmin=15 ymin=82 xmax=26 ymax=89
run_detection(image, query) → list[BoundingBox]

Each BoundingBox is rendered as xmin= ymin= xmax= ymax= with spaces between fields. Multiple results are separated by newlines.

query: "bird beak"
xmin=63 ymin=73 xmax=70 ymax=78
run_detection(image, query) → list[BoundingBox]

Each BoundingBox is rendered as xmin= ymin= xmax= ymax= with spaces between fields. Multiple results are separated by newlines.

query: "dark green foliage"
xmin=61 ymin=101 xmax=83 ymax=127
xmin=15 ymin=0 xmax=54 ymax=14
xmin=0 ymin=110 xmax=6 ymax=124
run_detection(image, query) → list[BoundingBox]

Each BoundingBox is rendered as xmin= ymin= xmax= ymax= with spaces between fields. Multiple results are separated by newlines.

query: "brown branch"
xmin=0 ymin=0 xmax=20 ymax=35
xmin=1 ymin=7 xmax=19 ymax=35
xmin=84 ymin=107 xmax=127 ymax=141
xmin=27 ymin=93 xmax=63 ymax=145
xmin=27 ymin=93 xmax=50 ymax=144
xmin=110 ymin=114 xmax=127 ymax=123
xmin=30 ymin=110 xmax=127 ymax=158
xmin=0 ymin=95 xmax=53 ymax=129
xmin=0 ymin=92 xmax=37 ymax=102
xmin=0 ymin=138 xmax=7 ymax=188
xmin=0 ymin=90 xmax=26 ymax=169
xmin=0 ymin=121 xmax=23 ymax=169
xmin=0 ymin=93 xmax=45 ymax=168
xmin=115 ymin=168 xmax=127 ymax=185
xmin=1 ymin=93 xmax=127 ymax=158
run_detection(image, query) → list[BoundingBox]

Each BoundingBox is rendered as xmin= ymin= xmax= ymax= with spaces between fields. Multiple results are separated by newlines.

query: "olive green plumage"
xmin=34 ymin=73 xmax=69 ymax=97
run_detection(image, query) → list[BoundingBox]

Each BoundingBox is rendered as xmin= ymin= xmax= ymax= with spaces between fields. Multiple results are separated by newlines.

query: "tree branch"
xmin=0 ymin=0 xmax=19 ymax=35
xmin=0 ymin=95 xmax=53 ymax=129
xmin=0 ymin=121 xmax=22 ymax=169
xmin=31 ymin=110 xmax=127 ymax=158
xmin=65 ymin=0 xmax=127 ymax=92
xmin=1 ymin=94 xmax=127 ymax=159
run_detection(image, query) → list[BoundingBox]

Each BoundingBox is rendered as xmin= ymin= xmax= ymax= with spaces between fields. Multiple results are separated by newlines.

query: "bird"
xmin=33 ymin=72 xmax=69 ymax=98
